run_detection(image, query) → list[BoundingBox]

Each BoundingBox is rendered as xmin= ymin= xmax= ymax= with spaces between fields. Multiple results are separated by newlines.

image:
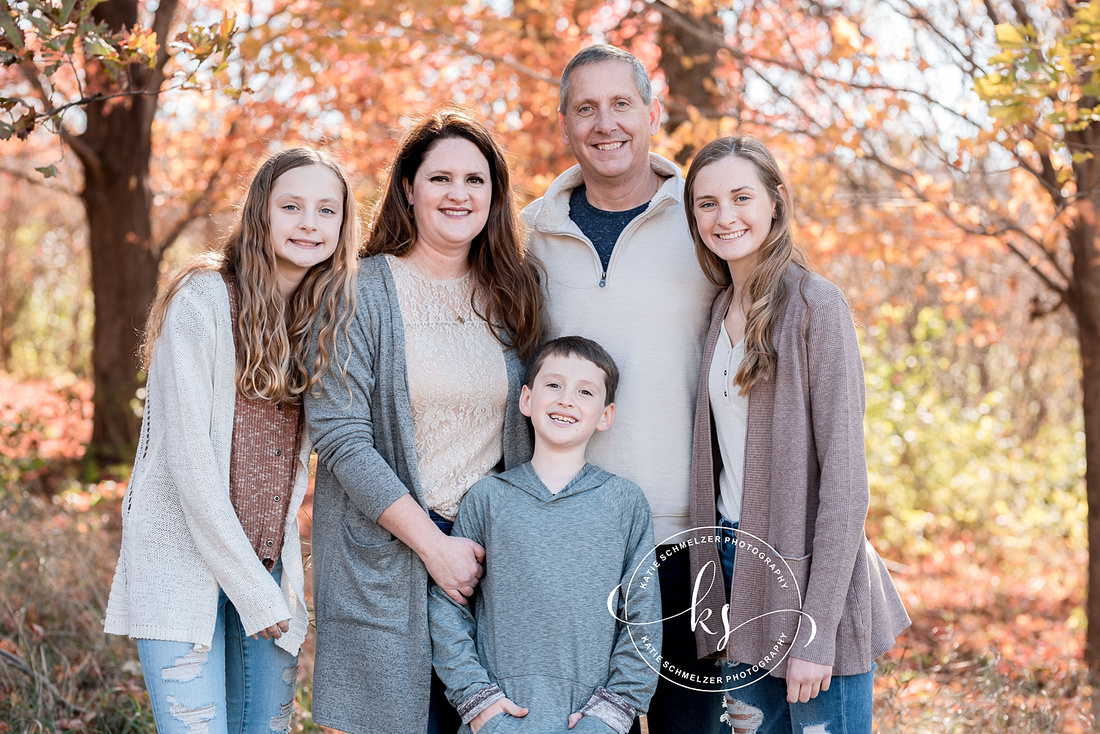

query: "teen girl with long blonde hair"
xmin=105 ymin=147 xmax=359 ymax=733
xmin=683 ymin=136 xmax=909 ymax=734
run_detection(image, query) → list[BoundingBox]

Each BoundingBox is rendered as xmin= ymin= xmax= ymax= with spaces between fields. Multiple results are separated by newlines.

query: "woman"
xmin=305 ymin=109 xmax=543 ymax=734
xmin=682 ymin=136 xmax=909 ymax=734
xmin=104 ymin=148 xmax=360 ymax=733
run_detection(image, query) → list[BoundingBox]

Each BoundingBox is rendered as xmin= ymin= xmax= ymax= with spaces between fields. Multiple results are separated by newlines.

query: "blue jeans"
xmin=716 ymin=517 xmax=874 ymax=733
xmin=427 ymin=510 xmax=461 ymax=734
xmin=628 ymin=540 xmax=725 ymax=734
xmin=136 ymin=563 xmax=298 ymax=734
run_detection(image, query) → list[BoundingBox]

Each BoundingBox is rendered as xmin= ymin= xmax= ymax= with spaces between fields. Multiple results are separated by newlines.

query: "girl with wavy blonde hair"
xmin=684 ymin=136 xmax=909 ymax=734
xmin=105 ymin=147 xmax=360 ymax=734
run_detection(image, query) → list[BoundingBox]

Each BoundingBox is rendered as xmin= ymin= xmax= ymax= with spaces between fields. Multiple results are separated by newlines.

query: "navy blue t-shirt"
xmin=569 ymin=184 xmax=650 ymax=273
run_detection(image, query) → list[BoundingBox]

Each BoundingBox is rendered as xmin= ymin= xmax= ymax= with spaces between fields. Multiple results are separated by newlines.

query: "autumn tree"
xmin=612 ymin=0 xmax=1098 ymax=670
xmin=2 ymin=0 xmax=238 ymax=464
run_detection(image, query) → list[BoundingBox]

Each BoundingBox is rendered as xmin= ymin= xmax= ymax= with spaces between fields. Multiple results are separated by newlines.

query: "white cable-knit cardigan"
xmin=104 ymin=271 xmax=310 ymax=655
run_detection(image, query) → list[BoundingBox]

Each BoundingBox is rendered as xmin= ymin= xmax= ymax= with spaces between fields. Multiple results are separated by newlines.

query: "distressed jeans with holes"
xmin=136 ymin=562 xmax=299 ymax=734
xmin=716 ymin=517 xmax=874 ymax=734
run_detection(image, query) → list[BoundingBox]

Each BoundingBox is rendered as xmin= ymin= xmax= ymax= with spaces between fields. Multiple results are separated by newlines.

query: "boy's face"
xmin=520 ymin=353 xmax=615 ymax=452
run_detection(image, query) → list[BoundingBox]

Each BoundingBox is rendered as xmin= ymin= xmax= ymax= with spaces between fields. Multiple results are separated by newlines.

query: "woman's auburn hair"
xmin=142 ymin=147 xmax=361 ymax=404
xmin=684 ymin=135 xmax=810 ymax=395
xmin=364 ymin=107 xmax=543 ymax=361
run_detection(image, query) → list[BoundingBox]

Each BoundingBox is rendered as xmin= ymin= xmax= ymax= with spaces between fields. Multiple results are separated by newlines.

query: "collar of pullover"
xmin=499 ymin=461 xmax=613 ymax=502
xmin=531 ymin=152 xmax=685 ymax=234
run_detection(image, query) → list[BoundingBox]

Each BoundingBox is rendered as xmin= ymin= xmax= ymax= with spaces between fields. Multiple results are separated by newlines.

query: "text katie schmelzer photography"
xmin=607 ymin=526 xmax=818 ymax=692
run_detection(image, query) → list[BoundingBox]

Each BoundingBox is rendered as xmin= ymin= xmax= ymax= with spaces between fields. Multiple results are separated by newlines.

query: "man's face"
xmin=559 ymin=60 xmax=661 ymax=190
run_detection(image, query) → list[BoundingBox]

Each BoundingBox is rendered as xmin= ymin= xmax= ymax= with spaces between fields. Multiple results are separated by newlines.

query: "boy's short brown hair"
xmin=524 ymin=336 xmax=620 ymax=405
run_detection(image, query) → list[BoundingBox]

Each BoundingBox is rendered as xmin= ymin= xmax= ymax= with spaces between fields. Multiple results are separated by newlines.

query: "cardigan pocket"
xmin=322 ymin=526 xmax=414 ymax=632
xmin=765 ymin=552 xmax=811 ymax=655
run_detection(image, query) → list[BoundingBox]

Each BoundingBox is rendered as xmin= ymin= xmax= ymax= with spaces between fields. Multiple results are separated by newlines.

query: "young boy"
xmin=428 ymin=336 xmax=661 ymax=734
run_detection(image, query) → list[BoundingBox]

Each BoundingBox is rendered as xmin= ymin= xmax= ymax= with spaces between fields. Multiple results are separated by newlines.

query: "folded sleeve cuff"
xmin=580 ymin=687 xmax=636 ymax=734
xmin=458 ymin=684 xmax=506 ymax=725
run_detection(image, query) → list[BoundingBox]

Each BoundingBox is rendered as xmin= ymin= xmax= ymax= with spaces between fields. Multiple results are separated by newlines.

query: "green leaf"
xmin=84 ymin=34 xmax=118 ymax=60
xmin=34 ymin=164 xmax=57 ymax=178
xmin=0 ymin=11 xmax=24 ymax=50
xmin=22 ymin=12 xmax=53 ymax=35
xmin=59 ymin=0 xmax=79 ymax=24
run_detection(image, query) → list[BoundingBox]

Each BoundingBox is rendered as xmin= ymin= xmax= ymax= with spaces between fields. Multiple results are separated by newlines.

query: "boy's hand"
xmin=424 ymin=534 xmax=486 ymax=605
xmin=470 ymin=697 xmax=528 ymax=733
xmin=567 ymin=712 xmax=584 ymax=729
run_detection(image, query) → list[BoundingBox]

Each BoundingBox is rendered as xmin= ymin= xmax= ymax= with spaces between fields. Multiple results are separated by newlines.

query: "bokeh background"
xmin=0 ymin=0 xmax=1093 ymax=730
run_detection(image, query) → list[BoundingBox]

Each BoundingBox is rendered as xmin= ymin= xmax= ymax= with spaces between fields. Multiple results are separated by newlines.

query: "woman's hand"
xmin=253 ymin=619 xmax=290 ymax=640
xmin=422 ymin=533 xmax=486 ymax=605
xmin=377 ymin=495 xmax=486 ymax=604
xmin=470 ymin=697 xmax=528 ymax=733
xmin=785 ymin=657 xmax=832 ymax=703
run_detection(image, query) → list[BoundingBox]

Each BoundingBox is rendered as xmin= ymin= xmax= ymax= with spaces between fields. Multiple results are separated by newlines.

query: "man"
xmin=523 ymin=44 xmax=723 ymax=734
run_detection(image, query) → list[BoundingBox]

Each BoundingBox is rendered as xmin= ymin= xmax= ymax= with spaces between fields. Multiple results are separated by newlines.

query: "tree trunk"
xmin=74 ymin=0 xmax=176 ymax=466
xmin=655 ymin=4 xmax=723 ymax=164
xmin=80 ymin=128 xmax=160 ymax=465
xmin=1067 ymin=209 xmax=1100 ymax=671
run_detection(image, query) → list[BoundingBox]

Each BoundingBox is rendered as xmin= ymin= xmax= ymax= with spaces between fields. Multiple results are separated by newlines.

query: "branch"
xmin=1029 ymin=290 xmax=1065 ymax=320
xmin=156 ymin=120 xmax=242 ymax=255
xmin=0 ymin=649 xmax=92 ymax=716
xmin=1011 ymin=146 xmax=1067 ymax=206
xmin=982 ymin=0 xmax=1004 ymax=26
xmin=140 ymin=0 xmax=181 ymax=131
xmin=1009 ymin=0 xmax=1037 ymax=28
xmin=0 ymin=167 xmax=80 ymax=197
xmin=649 ymin=0 xmax=988 ymax=132
xmin=895 ymin=0 xmax=989 ymax=76
xmin=16 ymin=62 xmax=104 ymax=179
xmin=451 ymin=41 xmax=560 ymax=85
xmin=854 ymin=137 xmax=1071 ymax=292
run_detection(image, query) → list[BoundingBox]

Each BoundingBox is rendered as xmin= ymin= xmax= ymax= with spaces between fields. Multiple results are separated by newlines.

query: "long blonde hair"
xmin=142 ymin=147 xmax=360 ymax=403
xmin=684 ymin=136 xmax=809 ymax=395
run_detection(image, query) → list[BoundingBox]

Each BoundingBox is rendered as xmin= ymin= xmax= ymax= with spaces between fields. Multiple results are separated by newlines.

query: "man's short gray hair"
xmin=558 ymin=44 xmax=653 ymax=114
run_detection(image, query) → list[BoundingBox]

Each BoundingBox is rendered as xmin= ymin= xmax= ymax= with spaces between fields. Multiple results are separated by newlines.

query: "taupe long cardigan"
xmin=688 ymin=265 xmax=909 ymax=678
xmin=305 ymin=256 xmax=533 ymax=734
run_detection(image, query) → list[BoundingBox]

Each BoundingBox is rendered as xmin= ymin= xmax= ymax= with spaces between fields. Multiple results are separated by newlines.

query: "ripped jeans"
xmin=136 ymin=563 xmax=299 ymax=734
xmin=717 ymin=517 xmax=873 ymax=734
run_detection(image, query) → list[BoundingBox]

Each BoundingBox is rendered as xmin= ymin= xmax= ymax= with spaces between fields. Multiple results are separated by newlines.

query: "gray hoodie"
xmin=429 ymin=462 xmax=661 ymax=734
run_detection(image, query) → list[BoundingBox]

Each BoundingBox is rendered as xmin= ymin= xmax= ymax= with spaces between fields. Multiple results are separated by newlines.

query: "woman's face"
xmin=691 ymin=155 xmax=778 ymax=282
xmin=403 ymin=137 xmax=492 ymax=260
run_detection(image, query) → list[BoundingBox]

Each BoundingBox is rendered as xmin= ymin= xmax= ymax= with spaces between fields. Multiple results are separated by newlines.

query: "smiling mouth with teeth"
xmin=594 ymin=142 xmax=624 ymax=151
xmin=550 ymin=413 xmax=577 ymax=424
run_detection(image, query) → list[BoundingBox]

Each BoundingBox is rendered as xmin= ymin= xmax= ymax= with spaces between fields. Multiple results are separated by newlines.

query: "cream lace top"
xmin=386 ymin=254 xmax=509 ymax=520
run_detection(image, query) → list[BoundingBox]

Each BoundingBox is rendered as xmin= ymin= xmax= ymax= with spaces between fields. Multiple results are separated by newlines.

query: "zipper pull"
xmin=599 ymin=272 xmax=607 ymax=287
